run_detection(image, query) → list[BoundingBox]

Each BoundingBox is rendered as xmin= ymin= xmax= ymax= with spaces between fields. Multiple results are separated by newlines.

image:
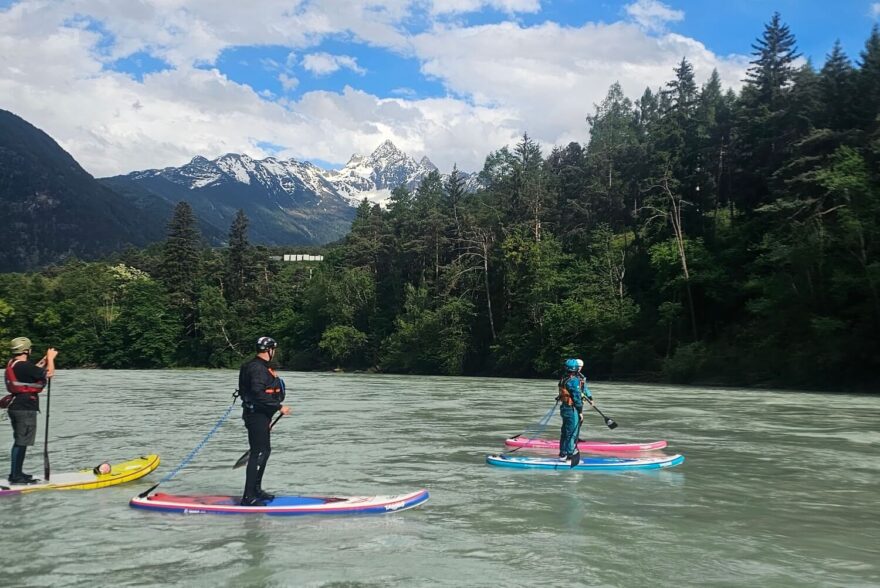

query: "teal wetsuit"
xmin=558 ymin=373 xmax=592 ymax=458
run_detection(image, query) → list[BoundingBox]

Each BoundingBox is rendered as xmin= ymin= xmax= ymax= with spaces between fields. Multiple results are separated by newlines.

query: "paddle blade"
xmin=605 ymin=417 xmax=618 ymax=430
xmin=138 ymin=482 xmax=159 ymax=499
xmin=569 ymin=451 xmax=581 ymax=468
xmin=232 ymin=450 xmax=250 ymax=469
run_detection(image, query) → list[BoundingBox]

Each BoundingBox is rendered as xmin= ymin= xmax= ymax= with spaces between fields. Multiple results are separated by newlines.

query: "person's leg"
xmin=242 ymin=412 xmax=271 ymax=504
xmin=9 ymin=445 xmax=21 ymax=480
xmin=560 ymin=407 xmax=577 ymax=458
xmin=16 ymin=411 xmax=37 ymax=479
xmin=558 ymin=406 xmax=568 ymax=459
xmin=8 ymin=411 xmax=37 ymax=483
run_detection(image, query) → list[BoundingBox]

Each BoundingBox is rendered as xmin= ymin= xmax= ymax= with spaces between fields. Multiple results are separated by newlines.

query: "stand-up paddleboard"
xmin=487 ymin=453 xmax=684 ymax=471
xmin=505 ymin=437 xmax=667 ymax=452
xmin=0 ymin=454 xmax=160 ymax=497
xmin=130 ymin=488 xmax=429 ymax=516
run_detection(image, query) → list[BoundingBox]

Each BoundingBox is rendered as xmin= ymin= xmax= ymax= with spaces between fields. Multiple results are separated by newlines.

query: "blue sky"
xmin=1 ymin=0 xmax=878 ymax=176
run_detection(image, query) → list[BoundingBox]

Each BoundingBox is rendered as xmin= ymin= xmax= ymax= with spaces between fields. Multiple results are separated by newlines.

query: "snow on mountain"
xmin=128 ymin=141 xmax=479 ymax=210
xmin=323 ymin=140 xmax=441 ymax=206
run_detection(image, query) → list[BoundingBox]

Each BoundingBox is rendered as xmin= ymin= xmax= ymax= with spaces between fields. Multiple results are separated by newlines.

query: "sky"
xmin=0 ymin=0 xmax=878 ymax=177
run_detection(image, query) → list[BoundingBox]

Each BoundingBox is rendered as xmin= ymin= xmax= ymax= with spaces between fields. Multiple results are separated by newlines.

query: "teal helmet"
xmin=564 ymin=358 xmax=579 ymax=372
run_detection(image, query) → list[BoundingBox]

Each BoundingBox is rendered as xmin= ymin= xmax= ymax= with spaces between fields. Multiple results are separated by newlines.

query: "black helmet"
xmin=256 ymin=336 xmax=277 ymax=351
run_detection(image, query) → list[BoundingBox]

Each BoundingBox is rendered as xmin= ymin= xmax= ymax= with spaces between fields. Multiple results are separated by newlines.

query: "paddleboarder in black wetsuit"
xmin=238 ymin=336 xmax=290 ymax=507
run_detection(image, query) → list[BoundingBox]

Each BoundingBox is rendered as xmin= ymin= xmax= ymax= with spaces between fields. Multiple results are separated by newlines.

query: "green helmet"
xmin=10 ymin=337 xmax=32 ymax=354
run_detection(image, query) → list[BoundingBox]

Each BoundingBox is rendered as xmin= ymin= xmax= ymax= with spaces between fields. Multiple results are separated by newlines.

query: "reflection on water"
xmin=0 ymin=370 xmax=877 ymax=587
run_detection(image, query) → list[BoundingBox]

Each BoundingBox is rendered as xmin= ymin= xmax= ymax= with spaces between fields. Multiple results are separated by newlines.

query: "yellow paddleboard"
xmin=1 ymin=454 xmax=160 ymax=496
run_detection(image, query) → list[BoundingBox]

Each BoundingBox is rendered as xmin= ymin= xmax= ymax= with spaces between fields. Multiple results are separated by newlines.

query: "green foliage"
xmin=382 ymin=285 xmax=473 ymax=375
xmin=319 ymin=325 xmax=368 ymax=367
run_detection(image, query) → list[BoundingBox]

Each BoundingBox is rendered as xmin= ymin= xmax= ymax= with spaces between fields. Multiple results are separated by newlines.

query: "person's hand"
xmin=279 ymin=405 xmax=291 ymax=416
xmin=46 ymin=348 xmax=58 ymax=360
xmin=578 ymin=412 xmax=584 ymax=423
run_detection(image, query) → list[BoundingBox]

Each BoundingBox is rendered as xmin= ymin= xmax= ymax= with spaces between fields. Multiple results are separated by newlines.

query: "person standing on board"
xmin=557 ymin=358 xmax=593 ymax=461
xmin=238 ymin=336 xmax=290 ymax=506
xmin=4 ymin=337 xmax=57 ymax=484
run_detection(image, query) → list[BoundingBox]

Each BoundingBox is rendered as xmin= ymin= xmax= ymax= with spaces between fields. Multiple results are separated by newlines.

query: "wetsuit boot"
xmin=8 ymin=445 xmax=36 ymax=484
xmin=241 ymin=449 xmax=269 ymax=506
xmin=17 ymin=446 xmax=35 ymax=481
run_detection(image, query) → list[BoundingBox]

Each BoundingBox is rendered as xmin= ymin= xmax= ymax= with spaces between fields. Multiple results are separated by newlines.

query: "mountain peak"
xmin=371 ymin=139 xmax=405 ymax=159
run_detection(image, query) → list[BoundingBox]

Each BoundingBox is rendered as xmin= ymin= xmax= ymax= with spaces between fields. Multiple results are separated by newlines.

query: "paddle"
xmin=232 ymin=413 xmax=283 ymax=469
xmin=43 ymin=379 xmax=51 ymax=481
xmin=588 ymin=400 xmax=618 ymax=430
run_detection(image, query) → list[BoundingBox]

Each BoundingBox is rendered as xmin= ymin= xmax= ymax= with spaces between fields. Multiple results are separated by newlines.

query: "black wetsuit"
xmin=238 ymin=357 xmax=284 ymax=499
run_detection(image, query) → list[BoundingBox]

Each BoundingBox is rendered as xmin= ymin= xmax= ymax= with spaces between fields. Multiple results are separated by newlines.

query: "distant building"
xmin=277 ymin=254 xmax=324 ymax=262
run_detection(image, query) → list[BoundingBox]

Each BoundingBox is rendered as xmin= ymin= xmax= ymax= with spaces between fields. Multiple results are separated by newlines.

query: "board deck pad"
xmin=0 ymin=454 xmax=160 ymax=496
xmin=130 ymin=488 xmax=430 ymax=516
xmin=505 ymin=437 xmax=667 ymax=452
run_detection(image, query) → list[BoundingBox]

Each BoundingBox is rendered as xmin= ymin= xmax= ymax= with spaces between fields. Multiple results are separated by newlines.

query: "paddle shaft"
xmin=570 ymin=411 xmax=585 ymax=467
xmin=232 ymin=412 xmax=284 ymax=469
xmin=43 ymin=379 xmax=51 ymax=481
xmin=588 ymin=400 xmax=618 ymax=429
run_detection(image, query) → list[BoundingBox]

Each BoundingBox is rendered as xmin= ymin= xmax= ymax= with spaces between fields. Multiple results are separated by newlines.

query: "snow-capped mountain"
xmin=104 ymin=141 xmax=480 ymax=246
xmin=324 ymin=140 xmax=440 ymax=206
xmin=129 ymin=152 xmax=344 ymax=207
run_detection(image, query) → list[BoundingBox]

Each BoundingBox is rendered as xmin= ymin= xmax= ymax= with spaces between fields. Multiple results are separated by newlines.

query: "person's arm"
xmin=251 ymin=365 xmax=283 ymax=413
xmin=582 ymin=380 xmax=593 ymax=404
xmin=43 ymin=348 xmax=57 ymax=379
xmin=567 ymin=378 xmax=583 ymax=413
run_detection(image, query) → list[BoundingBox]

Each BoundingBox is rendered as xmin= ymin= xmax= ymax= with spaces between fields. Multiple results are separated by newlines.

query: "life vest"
xmin=557 ymin=373 xmax=583 ymax=406
xmin=265 ymin=368 xmax=284 ymax=396
xmin=4 ymin=359 xmax=46 ymax=394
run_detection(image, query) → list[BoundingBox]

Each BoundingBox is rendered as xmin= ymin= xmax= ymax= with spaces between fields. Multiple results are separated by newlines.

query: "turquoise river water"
xmin=0 ymin=370 xmax=878 ymax=587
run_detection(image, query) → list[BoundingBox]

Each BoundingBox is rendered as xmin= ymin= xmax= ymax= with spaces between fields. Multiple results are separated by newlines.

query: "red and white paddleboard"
xmin=130 ymin=488 xmax=429 ymax=516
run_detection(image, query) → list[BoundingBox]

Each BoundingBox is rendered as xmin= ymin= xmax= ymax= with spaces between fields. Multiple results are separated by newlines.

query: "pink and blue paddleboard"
xmin=130 ymin=489 xmax=429 ymax=516
xmin=505 ymin=437 xmax=667 ymax=452
xmin=487 ymin=453 xmax=684 ymax=471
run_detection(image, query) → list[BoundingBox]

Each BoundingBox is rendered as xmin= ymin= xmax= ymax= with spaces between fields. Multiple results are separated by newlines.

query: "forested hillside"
xmin=1 ymin=15 xmax=878 ymax=389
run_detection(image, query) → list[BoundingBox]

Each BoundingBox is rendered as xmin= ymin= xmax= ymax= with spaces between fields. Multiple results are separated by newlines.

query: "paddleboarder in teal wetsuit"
xmin=557 ymin=358 xmax=593 ymax=461
xmin=238 ymin=336 xmax=290 ymax=507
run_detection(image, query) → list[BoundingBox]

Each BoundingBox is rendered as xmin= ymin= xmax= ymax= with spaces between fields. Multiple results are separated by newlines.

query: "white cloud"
xmin=0 ymin=0 xmax=748 ymax=177
xmin=872 ymin=3 xmax=880 ymax=18
xmin=412 ymin=20 xmax=746 ymax=154
xmin=625 ymin=0 xmax=684 ymax=33
xmin=429 ymin=0 xmax=541 ymax=15
xmin=301 ymin=52 xmax=366 ymax=76
xmin=278 ymin=73 xmax=299 ymax=91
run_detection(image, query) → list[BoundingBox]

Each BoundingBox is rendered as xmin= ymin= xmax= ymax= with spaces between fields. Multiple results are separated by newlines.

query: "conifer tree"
xmin=820 ymin=41 xmax=856 ymax=130
xmin=159 ymin=201 xmax=202 ymax=339
xmin=856 ymin=25 xmax=880 ymax=130
xmin=225 ymin=209 xmax=251 ymax=302
xmin=746 ymin=12 xmax=801 ymax=106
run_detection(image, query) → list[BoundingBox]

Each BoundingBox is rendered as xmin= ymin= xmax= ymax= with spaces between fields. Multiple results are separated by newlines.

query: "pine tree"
xmin=746 ymin=12 xmax=801 ymax=107
xmin=820 ymin=40 xmax=856 ymax=130
xmin=159 ymin=201 xmax=202 ymax=340
xmin=225 ymin=209 xmax=251 ymax=302
xmin=856 ymin=25 xmax=880 ymax=129
xmin=733 ymin=12 xmax=803 ymax=212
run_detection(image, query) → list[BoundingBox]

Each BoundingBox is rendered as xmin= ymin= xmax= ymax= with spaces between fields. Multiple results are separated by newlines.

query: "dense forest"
xmin=1 ymin=15 xmax=878 ymax=390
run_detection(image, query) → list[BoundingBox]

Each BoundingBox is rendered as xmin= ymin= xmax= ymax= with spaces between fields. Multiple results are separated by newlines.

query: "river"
xmin=0 ymin=370 xmax=877 ymax=587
